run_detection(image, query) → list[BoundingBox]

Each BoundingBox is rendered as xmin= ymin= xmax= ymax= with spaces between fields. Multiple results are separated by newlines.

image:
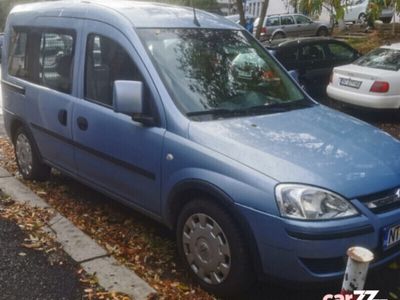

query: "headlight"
xmin=275 ymin=184 xmax=359 ymax=220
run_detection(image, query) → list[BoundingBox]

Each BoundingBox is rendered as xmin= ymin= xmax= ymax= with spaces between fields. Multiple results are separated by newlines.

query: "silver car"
xmin=254 ymin=13 xmax=330 ymax=40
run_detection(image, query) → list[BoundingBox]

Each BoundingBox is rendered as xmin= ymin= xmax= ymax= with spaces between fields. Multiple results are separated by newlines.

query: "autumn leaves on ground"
xmin=0 ymin=138 xmax=213 ymax=300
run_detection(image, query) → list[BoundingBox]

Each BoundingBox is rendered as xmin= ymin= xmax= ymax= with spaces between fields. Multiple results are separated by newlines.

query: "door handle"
xmin=58 ymin=109 xmax=67 ymax=126
xmin=77 ymin=116 xmax=88 ymax=131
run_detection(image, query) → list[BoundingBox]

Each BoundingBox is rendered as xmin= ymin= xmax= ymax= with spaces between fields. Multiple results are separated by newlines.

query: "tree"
xmin=255 ymin=0 xmax=270 ymax=39
xmin=236 ymin=0 xmax=270 ymax=39
xmin=290 ymin=0 xmax=299 ymax=13
xmin=1 ymin=0 xmax=42 ymax=31
xmin=235 ymin=0 xmax=246 ymax=26
xmin=297 ymin=0 xmax=400 ymax=31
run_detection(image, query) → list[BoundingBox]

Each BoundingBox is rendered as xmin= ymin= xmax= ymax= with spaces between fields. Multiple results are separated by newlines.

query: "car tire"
xmin=317 ymin=27 xmax=329 ymax=36
xmin=272 ymin=32 xmax=285 ymax=40
xmin=13 ymin=127 xmax=51 ymax=181
xmin=176 ymin=198 xmax=255 ymax=297
xmin=358 ymin=13 xmax=367 ymax=24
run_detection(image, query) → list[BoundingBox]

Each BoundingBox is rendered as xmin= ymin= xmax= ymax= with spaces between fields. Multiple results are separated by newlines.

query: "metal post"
xmin=341 ymin=247 xmax=374 ymax=295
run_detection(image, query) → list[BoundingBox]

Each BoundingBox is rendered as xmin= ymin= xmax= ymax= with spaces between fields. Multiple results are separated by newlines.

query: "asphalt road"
xmin=0 ymin=218 xmax=84 ymax=300
xmin=0 ymin=66 xmax=83 ymax=300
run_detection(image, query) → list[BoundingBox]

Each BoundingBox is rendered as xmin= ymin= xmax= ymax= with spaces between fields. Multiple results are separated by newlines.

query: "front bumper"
xmin=236 ymin=196 xmax=400 ymax=283
xmin=327 ymin=85 xmax=400 ymax=109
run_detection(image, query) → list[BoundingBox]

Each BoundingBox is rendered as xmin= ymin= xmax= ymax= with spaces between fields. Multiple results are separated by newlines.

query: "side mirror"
xmin=113 ymin=80 xmax=143 ymax=115
xmin=113 ymin=80 xmax=155 ymax=126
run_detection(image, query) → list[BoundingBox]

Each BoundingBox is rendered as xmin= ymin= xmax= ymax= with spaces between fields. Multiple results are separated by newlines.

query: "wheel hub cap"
xmin=182 ymin=213 xmax=231 ymax=285
xmin=15 ymin=134 xmax=33 ymax=177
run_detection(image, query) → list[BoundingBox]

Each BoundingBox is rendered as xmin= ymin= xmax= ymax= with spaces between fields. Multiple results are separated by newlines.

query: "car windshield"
xmin=137 ymin=29 xmax=310 ymax=120
xmin=354 ymin=48 xmax=400 ymax=71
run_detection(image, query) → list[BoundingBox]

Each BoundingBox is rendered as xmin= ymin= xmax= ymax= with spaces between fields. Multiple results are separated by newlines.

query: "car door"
xmin=293 ymin=15 xmax=315 ymax=36
xmin=298 ymin=42 xmax=331 ymax=96
xmin=73 ymin=21 xmax=165 ymax=214
xmin=274 ymin=45 xmax=299 ymax=71
xmin=265 ymin=16 xmax=280 ymax=38
xmin=6 ymin=18 xmax=82 ymax=174
xmin=280 ymin=16 xmax=297 ymax=37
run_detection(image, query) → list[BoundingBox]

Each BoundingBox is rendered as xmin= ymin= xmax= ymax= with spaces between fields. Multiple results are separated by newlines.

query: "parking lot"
xmin=0 ymin=62 xmax=399 ymax=299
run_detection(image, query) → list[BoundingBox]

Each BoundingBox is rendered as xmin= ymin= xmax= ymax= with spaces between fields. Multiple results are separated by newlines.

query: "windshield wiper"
xmin=186 ymin=108 xmax=238 ymax=117
xmin=242 ymin=99 xmax=313 ymax=113
xmin=186 ymin=99 xmax=312 ymax=118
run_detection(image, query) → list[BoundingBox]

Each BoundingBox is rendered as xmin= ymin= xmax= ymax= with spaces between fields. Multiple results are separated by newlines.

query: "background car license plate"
xmin=383 ymin=223 xmax=400 ymax=250
xmin=340 ymin=78 xmax=362 ymax=89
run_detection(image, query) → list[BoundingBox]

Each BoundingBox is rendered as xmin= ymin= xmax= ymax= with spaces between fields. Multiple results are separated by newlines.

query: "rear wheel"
xmin=272 ymin=32 xmax=285 ymax=40
xmin=176 ymin=199 xmax=255 ymax=297
xmin=13 ymin=127 xmax=50 ymax=181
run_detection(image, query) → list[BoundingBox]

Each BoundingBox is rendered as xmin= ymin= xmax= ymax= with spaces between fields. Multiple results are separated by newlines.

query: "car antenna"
xmin=191 ymin=0 xmax=200 ymax=27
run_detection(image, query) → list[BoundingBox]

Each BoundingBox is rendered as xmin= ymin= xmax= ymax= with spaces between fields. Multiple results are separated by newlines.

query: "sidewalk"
xmin=0 ymin=167 xmax=156 ymax=300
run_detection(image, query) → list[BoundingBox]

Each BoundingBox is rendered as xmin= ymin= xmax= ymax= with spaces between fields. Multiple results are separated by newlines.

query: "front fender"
xmin=160 ymin=132 xmax=280 ymax=224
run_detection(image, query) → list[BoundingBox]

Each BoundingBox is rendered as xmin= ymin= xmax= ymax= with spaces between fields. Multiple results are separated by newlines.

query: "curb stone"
xmin=0 ymin=168 xmax=157 ymax=300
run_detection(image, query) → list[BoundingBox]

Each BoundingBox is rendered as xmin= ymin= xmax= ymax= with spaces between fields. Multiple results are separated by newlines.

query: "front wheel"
xmin=317 ymin=27 xmax=329 ymax=36
xmin=13 ymin=127 xmax=50 ymax=181
xmin=358 ymin=13 xmax=367 ymax=24
xmin=176 ymin=199 xmax=255 ymax=297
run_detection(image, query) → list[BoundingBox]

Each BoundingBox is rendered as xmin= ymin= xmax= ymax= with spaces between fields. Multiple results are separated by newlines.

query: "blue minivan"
xmin=2 ymin=1 xmax=400 ymax=296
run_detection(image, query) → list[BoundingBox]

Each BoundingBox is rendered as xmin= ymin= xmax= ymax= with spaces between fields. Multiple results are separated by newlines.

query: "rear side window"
xmin=276 ymin=47 xmax=298 ymax=62
xmin=40 ymin=32 xmax=75 ymax=93
xmin=300 ymin=44 xmax=325 ymax=60
xmin=266 ymin=17 xmax=280 ymax=26
xmin=8 ymin=30 xmax=29 ymax=79
xmin=85 ymin=34 xmax=145 ymax=106
xmin=8 ymin=28 xmax=75 ymax=94
xmin=281 ymin=16 xmax=295 ymax=25
xmin=327 ymin=42 xmax=355 ymax=60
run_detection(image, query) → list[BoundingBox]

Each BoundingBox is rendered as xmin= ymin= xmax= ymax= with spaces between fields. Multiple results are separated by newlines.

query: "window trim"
xmin=8 ymin=26 xmax=77 ymax=95
xmin=83 ymin=32 xmax=158 ymax=121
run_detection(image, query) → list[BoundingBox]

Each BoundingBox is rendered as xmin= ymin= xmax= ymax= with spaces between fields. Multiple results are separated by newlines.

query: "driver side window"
xmin=84 ymin=34 xmax=145 ymax=107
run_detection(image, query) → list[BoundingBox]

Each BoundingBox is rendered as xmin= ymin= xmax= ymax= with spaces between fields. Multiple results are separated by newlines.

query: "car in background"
xmin=225 ymin=13 xmax=254 ymax=23
xmin=343 ymin=0 xmax=394 ymax=23
xmin=327 ymin=43 xmax=400 ymax=109
xmin=254 ymin=13 xmax=330 ymax=41
xmin=0 ymin=33 xmax=4 ymax=62
xmin=265 ymin=37 xmax=360 ymax=98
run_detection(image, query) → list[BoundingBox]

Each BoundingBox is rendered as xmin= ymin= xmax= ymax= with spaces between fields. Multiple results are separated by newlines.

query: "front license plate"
xmin=383 ymin=223 xmax=400 ymax=250
xmin=340 ymin=78 xmax=362 ymax=89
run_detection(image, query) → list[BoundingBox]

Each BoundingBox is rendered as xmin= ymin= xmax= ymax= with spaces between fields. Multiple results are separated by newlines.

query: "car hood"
xmin=188 ymin=105 xmax=400 ymax=199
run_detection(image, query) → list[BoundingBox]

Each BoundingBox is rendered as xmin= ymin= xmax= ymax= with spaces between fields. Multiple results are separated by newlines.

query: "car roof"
xmin=9 ymin=0 xmax=240 ymax=30
xmin=264 ymin=37 xmax=340 ymax=49
xmin=266 ymin=13 xmax=305 ymax=18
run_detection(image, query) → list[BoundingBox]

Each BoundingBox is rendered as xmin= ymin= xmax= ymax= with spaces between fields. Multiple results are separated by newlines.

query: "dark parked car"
xmin=265 ymin=37 xmax=361 ymax=98
xmin=0 ymin=33 xmax=4 ymax=63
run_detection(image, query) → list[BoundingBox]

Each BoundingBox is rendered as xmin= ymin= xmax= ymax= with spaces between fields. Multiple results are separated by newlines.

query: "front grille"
xmin=358 ymin=186 xmax=400 ymax=214
xmin=300 ymin=256 xmax=346 ymax=274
